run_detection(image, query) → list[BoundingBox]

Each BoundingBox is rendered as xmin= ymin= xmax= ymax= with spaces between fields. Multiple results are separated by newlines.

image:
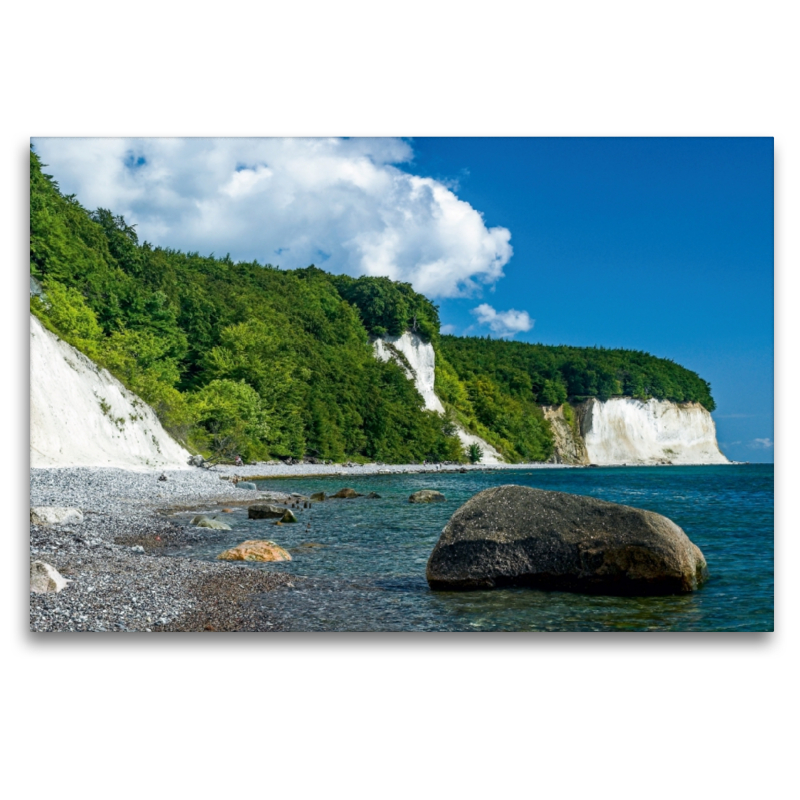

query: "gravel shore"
xmin=30 ymin=460 xmax=571 ymax=632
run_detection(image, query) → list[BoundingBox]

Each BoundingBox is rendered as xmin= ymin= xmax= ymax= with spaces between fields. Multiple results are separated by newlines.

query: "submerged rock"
xmin=409 ymin=490 xmax=446 ymax=504
xmin=237 ymin=482 xmax=258 ymax=491
xmin=426 ymin=484 xmax=708 ymax=595
xmin=366 ymin=492 xmax=381 ymax=499
xmin=217 ymin=540 xmax=292 ymax=562
xmin=191 ymin=515 xmax=232 ymax=530
xmin=330 ymin=488 xmax=361 ymax=499
xmin=30 ymin=560 xmax=68 ymax=593
xmin=280 ymin=509 xmax=298 ymax=523
xmin=30 ymin=507 xmax=84 ymax=526
xmin=248 ymin=504 xmax=288 ymax=519
xmin=310 ymin=492 xmax=326 ymax=501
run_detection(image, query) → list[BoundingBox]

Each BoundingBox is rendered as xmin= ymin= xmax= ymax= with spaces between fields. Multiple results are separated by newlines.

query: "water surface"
xmin=172 ymin=465 xmax=773 ymax=631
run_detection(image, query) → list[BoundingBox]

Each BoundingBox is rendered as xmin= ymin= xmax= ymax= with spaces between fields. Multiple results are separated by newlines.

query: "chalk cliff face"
xmin=577 ymin=398 xmax=729 ymax=466
xmin=373 ymin=332 xmax=445 ymax=413
xmin=30 ymin=315 xmax=190 ymax=469
xmin=373 ymin=332 xmax=502 ymax=464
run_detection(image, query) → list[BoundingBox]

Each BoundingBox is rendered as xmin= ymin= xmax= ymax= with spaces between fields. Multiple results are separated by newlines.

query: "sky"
xmin=32 ymin=137 xmax=774 ymax=463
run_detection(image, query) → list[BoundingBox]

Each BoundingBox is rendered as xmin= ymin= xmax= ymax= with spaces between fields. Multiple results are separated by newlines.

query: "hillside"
xmin=29 ymin=146 xmax=718 ymax=465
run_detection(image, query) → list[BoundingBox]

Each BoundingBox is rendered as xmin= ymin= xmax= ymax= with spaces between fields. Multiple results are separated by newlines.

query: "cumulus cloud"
xmin=750 ymin=438 xmax=774 ymax=449
xmin=31 ymin=137 xmax=513 ymax=298
xmin=472 ymin=303 xmax=534 ymax=338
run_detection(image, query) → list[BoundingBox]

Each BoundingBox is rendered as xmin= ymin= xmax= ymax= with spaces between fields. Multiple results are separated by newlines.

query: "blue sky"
xmin=33 ymin=136 xmax=774 ymax=462
xmin=409 ymin=138 xmax=774 ymax=463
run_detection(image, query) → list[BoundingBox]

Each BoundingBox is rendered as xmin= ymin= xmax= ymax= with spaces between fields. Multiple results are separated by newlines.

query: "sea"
xmin=175 ymin=464 xmax=774 ymax=632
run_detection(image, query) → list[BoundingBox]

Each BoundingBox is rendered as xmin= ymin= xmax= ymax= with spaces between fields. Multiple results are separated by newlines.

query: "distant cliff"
xmin=544 ymin=398 xmax=729 ymax=466
xmin=30 ymin=315 xmax=190 ymax=469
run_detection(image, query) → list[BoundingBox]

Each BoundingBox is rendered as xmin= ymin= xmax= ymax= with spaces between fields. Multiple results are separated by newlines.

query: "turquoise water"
xmin=174 ymin=464 xmax=773 ymax=631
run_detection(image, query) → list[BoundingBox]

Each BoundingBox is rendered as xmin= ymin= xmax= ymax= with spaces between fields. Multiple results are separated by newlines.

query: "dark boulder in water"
xmin=426 ymin=485 xmax=708 ymax=595
xmin=248 ymin=503 xmax=288 ymax=519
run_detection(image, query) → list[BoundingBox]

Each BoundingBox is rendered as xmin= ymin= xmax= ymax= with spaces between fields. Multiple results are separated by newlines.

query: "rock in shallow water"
xmin=217 ymin=540 xmax=292 ymax=562
xmin=191 ymin=515 xmax=232 ymax=530
xmin=248 ymin=503 xmax=287 ymax=519
xmin=409 ymin=490 xmax=445 ymax=504
xmin=426 ymin=485 xmax=708 ymax=595
xmin=330 ymin=488 xmax=361 ymax=499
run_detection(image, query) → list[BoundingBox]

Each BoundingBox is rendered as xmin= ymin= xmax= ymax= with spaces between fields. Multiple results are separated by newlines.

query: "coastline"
xmin=30 ymin=461 xmax=570 ymax=632
xmin=29 ymin=459 xmax=738 ymax=632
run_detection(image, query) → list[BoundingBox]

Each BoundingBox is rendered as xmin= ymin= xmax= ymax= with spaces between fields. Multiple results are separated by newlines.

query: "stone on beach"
xmin=217 ymin=540 xmax=292 ymax=562
xmin=426 ymin=484 xmax=708 ymax=595
xmin=330 ymin=488 xmax=362 ymax=499
xmin=30 ymin=560 xmax=68 ymax=593
xmin=30 ymin=506 xmax=84 ymax=526
xmin=409 ymin=490 xmax=446 ymax=504
xmin=248 ymin=503 xmax=289 ymax=519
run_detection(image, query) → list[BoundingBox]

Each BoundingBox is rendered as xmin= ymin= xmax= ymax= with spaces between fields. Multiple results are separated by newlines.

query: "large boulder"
xmin=30 ymin=507 xmax=84 ymax=526
xmin=30 ymin=561 xmax=68 ymax=593
xmin=409 ymin=490 xmax=446 ymax=504
xmin=426 ymin=485 xmax=708 ymax=595
xmin=217 ymin=540 xmax=292 ymax=562
xmin=248 ymin=504 xmax=288 ymax=519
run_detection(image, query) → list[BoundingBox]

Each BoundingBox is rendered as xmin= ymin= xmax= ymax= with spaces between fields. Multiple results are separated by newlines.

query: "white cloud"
xmin=440 ymin=324 xmax=457 ymax=335
xmin=32 ymin=137 xmax=513 ymax=298
xmin=472 ymin=303 xmax=534 ymax=338
xmin=750 ymin=438 xmax=774 ymax=449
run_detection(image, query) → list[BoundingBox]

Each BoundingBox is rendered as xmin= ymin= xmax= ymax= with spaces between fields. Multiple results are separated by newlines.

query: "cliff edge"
xmin=30 ymin=314 xmax=191 ymax=469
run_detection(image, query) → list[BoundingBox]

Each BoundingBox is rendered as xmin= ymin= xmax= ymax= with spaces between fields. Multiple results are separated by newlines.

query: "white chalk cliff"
xmin=579 ymin=398 xmax=729 ymax=466
xmin=30 ymin=314 xmax=191 ymax=469
xmin=372 ymin=332 xmax=503 ymax=464
xmin=373 ymin=332 xmax=445 ymax=414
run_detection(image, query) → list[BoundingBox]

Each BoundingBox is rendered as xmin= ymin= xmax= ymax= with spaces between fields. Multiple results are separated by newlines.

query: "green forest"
xmin=29 ymin=147 xmax=716 ymax=464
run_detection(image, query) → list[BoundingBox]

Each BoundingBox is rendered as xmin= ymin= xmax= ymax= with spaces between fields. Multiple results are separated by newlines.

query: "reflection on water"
xmin=169 ymin=465 xmax=773 ymax=631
